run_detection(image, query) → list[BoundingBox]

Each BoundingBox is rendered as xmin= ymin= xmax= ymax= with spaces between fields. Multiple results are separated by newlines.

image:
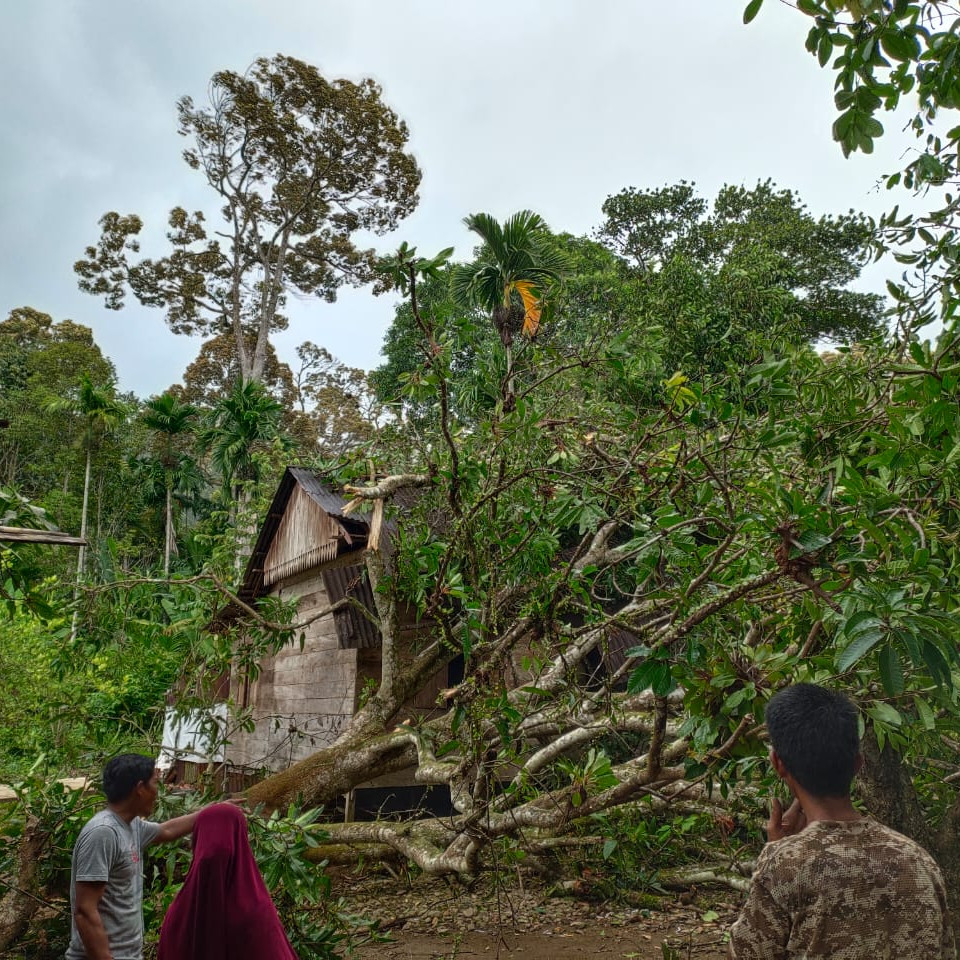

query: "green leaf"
xmin=837 ymin=621 xmax=886 ymax=672
xmin=743 ymin=0 xmax=764 ymax=24
xmin=866 ymin=702 xmax=903 ymax=727
xmin=915 ymin=698 xmax=936 ymax=731
xmin=790 ymin=530 xmax=832 ymax=557
xmin=627 ymin=659 xmax=673 ymax=696
xmin=843 ymin=610 xmax=884 ymax=638
xmin=878 ymin=644 xmax=904 ymax=696
xmin=880 ymin=29 xmax=921 ymax=63
xmin=921 ymin=640 xmax=952 ymax=687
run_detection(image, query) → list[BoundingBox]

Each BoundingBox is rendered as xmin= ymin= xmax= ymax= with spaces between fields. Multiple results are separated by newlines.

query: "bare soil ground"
xmin=344 ymin=872 xmax=736 ymax=960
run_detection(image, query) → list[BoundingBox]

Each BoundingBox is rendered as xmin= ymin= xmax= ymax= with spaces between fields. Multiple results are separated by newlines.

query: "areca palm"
xmin=451 ymin=211 xmax=568 ymax=399
xmin=129 ymin=451 xmax=206 ymax=569
xmin=141 ymin=393 xmax=199 ymax=575
xmin=47 ymin=375 xmax=127 ymax=583
xmin=200 ymin=379 xmax=289 ymax=514
xmin=47 ymin=375 xmax=127 ymax=640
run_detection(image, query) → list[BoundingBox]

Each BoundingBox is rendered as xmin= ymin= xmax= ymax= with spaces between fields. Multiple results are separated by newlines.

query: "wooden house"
xmin=191 ymin=467 xmax=456 ymax=809
xmin=163 ymin=467 xmax=633 ymax=807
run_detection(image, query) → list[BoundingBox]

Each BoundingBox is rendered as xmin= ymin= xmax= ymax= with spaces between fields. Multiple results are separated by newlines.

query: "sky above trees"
xmin=1 ymin=0 xmax=924 ymax=396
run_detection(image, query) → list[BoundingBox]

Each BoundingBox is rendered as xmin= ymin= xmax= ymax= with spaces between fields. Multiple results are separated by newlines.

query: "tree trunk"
xmin=0 ymin=816 xmax=49 ymax=954
xmin=164 ymin=480 xmax=173 ymax=576
xmin=859 ymin=733 xmax=959 ymax=937
xmin=76 ymin=450 xmax=91 ymax=586
xmin=70 ymin=449 xmax=92 ymax=642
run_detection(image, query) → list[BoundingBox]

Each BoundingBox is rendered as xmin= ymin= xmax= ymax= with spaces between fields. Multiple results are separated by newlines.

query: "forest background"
xmin=3 ymin=1 xmax=960 ymax=958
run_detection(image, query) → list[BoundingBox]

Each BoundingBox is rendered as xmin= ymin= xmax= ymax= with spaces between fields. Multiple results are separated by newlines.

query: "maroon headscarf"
xmin=158 ymin=803 xmax=298 ymax=960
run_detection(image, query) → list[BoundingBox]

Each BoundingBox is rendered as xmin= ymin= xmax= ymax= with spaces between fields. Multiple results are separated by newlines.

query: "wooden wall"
xmin=227 ymin=567 xmax=360 ymax=771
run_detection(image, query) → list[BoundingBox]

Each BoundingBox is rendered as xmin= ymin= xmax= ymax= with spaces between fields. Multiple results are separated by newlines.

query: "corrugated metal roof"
xmin=211 ymin=466 xmax=430 ymax=635
xmin=287 ymin=466 xmax=368 ymax=522
xmin=322 ymin=564 xmax=381 ymax=650
xmin=211 ymin=468 xmax=370 ymax=628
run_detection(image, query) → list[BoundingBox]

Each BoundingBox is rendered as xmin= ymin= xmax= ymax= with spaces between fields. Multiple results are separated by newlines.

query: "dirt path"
xmin=344 ymin=873 xmax=735 ymax=959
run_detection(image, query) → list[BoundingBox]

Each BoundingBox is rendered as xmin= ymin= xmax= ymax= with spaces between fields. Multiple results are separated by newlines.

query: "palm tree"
xmin=47 ymin=375 xmax=127 ymax=637
xmin=451 ymin=210 xmax=568 ymax=401
xmin=200 ymin=379 xmax=288 ymax=515
xmin=47 ymin=375 xmax=127 ymax=579
xmin=129 ymin=450 xmax=207 ymax=572
xmin=141 ymin=393 xmax=199 ymax=575
xmin=200 ymin=380 xmax=289 ymax=571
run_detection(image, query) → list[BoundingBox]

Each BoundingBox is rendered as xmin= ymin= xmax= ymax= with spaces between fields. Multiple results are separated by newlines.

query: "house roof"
xmin=208 ymin=467 xmax=372 ymax=634
xmin=236 ymin=466 xmax=370 ymax=607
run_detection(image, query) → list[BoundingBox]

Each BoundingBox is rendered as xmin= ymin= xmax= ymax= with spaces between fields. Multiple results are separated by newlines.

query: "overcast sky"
xmin=1 ymin=1 xmax=926 ymax=397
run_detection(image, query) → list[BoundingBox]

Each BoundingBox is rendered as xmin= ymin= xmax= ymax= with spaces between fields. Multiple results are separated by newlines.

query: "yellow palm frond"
xmin=512 ymin=280 xmax=543 ymax=338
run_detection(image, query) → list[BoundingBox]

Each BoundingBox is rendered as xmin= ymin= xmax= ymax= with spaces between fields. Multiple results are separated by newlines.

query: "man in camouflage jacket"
xmin=728 ymin=683 xmax=954 ymax=959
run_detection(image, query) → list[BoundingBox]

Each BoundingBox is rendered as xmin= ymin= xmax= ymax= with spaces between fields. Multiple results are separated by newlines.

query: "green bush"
xmin=0 ymin=617 xmax=153 ymax=780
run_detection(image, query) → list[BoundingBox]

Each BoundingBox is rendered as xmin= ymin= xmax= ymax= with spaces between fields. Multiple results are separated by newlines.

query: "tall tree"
xmin=0 ymin=310 xmax=115 ymax=496
xmin=597 ymin=180 xmax=883 ymax=348
xmin=140 ymin=393 xmax=199 ymax=575
xmin=293 ymin=342 xmax=380 ymax=457
xmin=46 ymin=376 xmax=127 ymax=637
xmin=74 ymin=54 xmax=421 ymax=383
xmin=179 ymin=332 xmax=298 ymax=409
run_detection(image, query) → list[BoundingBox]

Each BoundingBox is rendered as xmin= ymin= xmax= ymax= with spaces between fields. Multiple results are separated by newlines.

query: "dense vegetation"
xmin=4 ymin=5 xmax=960 ymax=952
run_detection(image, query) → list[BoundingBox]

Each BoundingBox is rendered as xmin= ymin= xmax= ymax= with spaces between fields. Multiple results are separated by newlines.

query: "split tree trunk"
xmin=859 ymin=734 xmax=960 ymax=937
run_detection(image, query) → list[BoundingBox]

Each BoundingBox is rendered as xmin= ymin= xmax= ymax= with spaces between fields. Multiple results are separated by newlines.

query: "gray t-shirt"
xmin=65 ymin=810 xmax=160 ymax=960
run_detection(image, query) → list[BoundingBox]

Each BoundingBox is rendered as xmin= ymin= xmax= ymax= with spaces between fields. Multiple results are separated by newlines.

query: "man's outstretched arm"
xmin=152 ymin=798 xmax=246 ymax=844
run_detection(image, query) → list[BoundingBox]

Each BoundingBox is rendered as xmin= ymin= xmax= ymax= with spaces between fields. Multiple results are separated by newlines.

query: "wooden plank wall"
xmin=227 ymin=568 xmax=359 ymax=772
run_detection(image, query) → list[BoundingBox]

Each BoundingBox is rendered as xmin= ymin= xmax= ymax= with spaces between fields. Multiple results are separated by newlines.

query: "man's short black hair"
xmin=102 ymin=754 xmax=156 ymax=804
xmin=765 ymin=683 xmax=860 ymax=797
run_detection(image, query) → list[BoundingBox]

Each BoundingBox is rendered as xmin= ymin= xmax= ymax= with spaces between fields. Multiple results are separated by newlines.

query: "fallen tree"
xmin=227 ymin=242 xmax=960 ymax=912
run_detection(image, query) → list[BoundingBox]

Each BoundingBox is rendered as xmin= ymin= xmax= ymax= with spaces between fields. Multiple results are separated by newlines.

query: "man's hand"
xmin=766 ymin=796 xmax=807 ymax=842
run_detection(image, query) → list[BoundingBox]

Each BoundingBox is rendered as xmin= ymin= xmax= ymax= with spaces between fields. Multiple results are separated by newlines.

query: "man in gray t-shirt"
xmin=66 ymin=754 xmax=228 ymax=960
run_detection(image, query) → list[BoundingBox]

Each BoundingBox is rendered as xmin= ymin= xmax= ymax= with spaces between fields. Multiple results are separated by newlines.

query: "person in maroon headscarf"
xmin=157 ymin=803 xmax=298 ymax=960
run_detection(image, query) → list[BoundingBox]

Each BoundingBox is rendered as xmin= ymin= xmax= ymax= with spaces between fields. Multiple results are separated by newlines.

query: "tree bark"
xmin=164 ymin=481 xmax=173 ymax=576
xmin=859 ymin=733 xmax=959 ymax=936
xmin=69 ymin=449 xmax=93 ymax=642
xmin=0 ymin=816 xmax=50 ymax=954
xmin=77 ymin=449 xmax=91 ymax=585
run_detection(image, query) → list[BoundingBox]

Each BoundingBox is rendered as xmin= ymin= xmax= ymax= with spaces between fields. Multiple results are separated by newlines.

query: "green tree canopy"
xmin=598 ymin=180 xmax=884 ymax=349
xmin=74 ymin=54 xmax=422 ymax=384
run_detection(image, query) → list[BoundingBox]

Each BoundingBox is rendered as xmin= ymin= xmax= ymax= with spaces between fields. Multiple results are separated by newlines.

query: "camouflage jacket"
xmin=728 ymin=818 xmax=955 ymax=959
